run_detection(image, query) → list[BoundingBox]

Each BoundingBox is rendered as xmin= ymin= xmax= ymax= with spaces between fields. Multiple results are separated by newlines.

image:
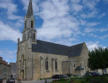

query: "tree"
xmin=88 ymin=47 xmax=108 ymax=72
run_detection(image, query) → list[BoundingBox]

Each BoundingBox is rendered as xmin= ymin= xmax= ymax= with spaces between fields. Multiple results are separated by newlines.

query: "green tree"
xmin=88 ymin=47 xmax=108 ymax=72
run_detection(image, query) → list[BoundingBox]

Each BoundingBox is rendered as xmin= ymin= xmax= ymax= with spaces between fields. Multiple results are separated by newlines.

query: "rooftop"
xmin=32 ymin=40 xmax=85 ymax=57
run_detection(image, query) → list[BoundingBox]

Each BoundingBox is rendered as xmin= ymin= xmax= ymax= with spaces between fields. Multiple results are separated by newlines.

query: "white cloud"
xmin=83 ymin=27 xmax=108 ymax=40
xmin=20 ymin=0 xmax=107 ymax=47
xmin=84 ymin=28 xmax=94 ymax=33
xmin=0 ymin=0 xmax=22 ymax=20
xmin=15 ymin=19 xmax=24 ymax=27
xmin=21 ymin=0 xmax=39 ymax=15
xmin=87 ymin=42 xmax=99 ymax=51
xmin=81 ymin=10 xmax=98 ymax=18
xmin=72 ymin=4 xmax=83 ymax=12
xmin=0 ymin=21 xmax=22 ymax=42
xmin=80 ymin=0 xmax=100 ymax=18
xmin=0 ymin=0 xmax=107 ymax=62
xmin=71 ymin=0 xmax=81 ymax=3
xmin=87 ymin=41 xmax=106 ymax=51
xmin=86 ymin=22 xmax=99 ymax=27
xmin=99 ymin=34 xmax=108 ymax=39
xmin=103 ymin=0 xmax=108 ymax=3
xmin=0 ymin=50 xmax=16 ymax=63
xmin=36 ymin=0 xmax=81 ymax=42
xmin=82 ymin=0 xmax=100 ymax=10
xmin=40 ymin=0 xmax=69 ymax=19
xmin=99 ymin=28 xmax=108 ymax=32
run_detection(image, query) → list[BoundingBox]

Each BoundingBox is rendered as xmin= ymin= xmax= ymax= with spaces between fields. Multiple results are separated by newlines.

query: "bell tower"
xmin=22 ymin=0 xmax=36 ymax=42
xmin=17 ymin=0 xmax=36 ymax=80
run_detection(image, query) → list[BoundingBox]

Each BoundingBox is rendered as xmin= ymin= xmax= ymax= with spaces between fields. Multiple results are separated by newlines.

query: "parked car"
xmin=84 ymin=72 xmax=101 ymax=77
xmin=67 ymin=74 xmax=72 ymax=77
xmin=52 ymin=74 xmax=68 ymax=79
xmin=91 ymin=72 xmax=101 ymax=76
xmin=84 ymin=72 xmax=92 ymax=77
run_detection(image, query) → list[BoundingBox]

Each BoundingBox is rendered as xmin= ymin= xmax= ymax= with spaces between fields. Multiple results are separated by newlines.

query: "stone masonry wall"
xmin=32 ymin=52 xmax=68 ymax=80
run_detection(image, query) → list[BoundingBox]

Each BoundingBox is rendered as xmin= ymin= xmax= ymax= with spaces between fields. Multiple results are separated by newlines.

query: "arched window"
xmin=52 ymin=58 xmax=54 ymax=72
xmin=45 ymin=58 xmax=49 ymax=71
xmin=55 ymin=59 xmax=58 ymax=71
xmin=22 ymin=55 xmax=24 ymax=65
xmin=40 ymin=57 xmax=43 ymax=72
xmin=31 ymin=21 xmax=33 ymax=28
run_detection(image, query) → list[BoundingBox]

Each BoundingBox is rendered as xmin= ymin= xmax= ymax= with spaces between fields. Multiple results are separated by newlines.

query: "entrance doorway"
xmin=21 ymin=70 xmax=24 ymax=80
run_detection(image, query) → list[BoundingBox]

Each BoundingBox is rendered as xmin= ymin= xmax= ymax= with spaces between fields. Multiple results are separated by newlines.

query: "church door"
xmin=21 ymin=70 xmax=24 ymax=80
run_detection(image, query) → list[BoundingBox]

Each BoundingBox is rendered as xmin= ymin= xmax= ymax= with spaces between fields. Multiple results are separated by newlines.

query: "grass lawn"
xmin=52 ymin=75 xmax=108 ymax=83
xmin=52 ymin=79 xmax=70 ymax=83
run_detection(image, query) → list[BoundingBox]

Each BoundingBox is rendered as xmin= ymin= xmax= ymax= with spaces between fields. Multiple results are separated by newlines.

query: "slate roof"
xmin=32 ymin=40 xmax=85 ymax=57
xmin=68 ymin=43 xmax=84 ymax=57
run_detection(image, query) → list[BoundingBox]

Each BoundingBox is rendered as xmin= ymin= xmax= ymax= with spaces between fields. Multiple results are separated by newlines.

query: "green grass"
xmin=52 ymin=79 xmax=70 ymax=83
xmin=52 ymin=75 xmax=108 ymax=83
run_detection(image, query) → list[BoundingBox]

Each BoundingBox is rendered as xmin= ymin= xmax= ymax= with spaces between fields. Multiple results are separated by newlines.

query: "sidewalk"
xmin=16 ymin=79 xmax=53 ymax=83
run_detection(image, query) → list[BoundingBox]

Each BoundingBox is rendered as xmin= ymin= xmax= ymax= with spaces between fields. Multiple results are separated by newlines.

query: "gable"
xmin=80 ymin=43 xmax=89 ymax=58
xmin=68 ymin=43 xmax=84 ymax=57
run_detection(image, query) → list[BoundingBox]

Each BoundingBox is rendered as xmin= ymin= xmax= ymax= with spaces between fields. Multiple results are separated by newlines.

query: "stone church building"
xmin=17 ymin=0 xmax=89 ymax=80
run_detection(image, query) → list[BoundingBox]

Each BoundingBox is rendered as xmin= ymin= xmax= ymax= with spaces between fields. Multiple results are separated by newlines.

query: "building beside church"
xmin=0 ymin=57 xmax=10 ymax=79
xmin=10 ymin=63 xmax=17 ymax=79
xmin=17 ymin=0 xmax=89 ymax=80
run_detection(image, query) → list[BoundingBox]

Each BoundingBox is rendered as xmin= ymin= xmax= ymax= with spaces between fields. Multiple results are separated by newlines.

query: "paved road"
xmin=16 ymin=79 xmax=53 ymax=83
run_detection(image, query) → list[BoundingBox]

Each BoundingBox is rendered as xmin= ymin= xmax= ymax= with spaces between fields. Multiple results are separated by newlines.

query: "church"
xmin=17 ymin=0 xmax=89 ymax=80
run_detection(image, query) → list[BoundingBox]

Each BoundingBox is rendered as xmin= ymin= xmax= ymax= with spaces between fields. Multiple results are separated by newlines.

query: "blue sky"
xmin=0 ymin=0 xmax=108 ymax=63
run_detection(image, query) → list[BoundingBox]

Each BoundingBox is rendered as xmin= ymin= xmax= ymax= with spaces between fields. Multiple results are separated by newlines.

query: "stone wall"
xmin=62 ymin=43 xmax=89 ymax=76
xmin=62 ymin=61 xmax=71 ymax=74
xmin=17 ymin=40 xmax=33 ymax=80
xmin=17 ymin=40 xmax=89 ymax=80
xmin=32 ymin=52 xmax=68 ymax=80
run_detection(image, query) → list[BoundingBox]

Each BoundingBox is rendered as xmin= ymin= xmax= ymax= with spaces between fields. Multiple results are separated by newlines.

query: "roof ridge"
xmin=70 ymin=42 xmax=85 ymax=48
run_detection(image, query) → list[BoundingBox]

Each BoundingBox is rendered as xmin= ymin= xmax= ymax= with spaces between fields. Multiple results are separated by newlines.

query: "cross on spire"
xmin=26 ymin=0 xmax=33 ymax=18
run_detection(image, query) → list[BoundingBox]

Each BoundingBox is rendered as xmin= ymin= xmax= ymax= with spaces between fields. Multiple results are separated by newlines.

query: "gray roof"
xmin=26 ymin=0 xmax=33 ymax=18
xmin=68 ymin=43 xmax=84 ymax=57
xmin=32 ymin=40 xmax=85 ymax=57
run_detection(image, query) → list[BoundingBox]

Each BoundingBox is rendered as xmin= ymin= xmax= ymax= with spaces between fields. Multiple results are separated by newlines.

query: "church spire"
xmin=26 ymin=0 xmax=33 ymax=18
xmin=22 ymin=0 xmax=36 ymax=42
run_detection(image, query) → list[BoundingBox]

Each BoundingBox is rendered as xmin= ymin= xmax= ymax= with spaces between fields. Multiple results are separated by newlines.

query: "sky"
xmin=0 ymin=0 xmax=108 ymax=63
